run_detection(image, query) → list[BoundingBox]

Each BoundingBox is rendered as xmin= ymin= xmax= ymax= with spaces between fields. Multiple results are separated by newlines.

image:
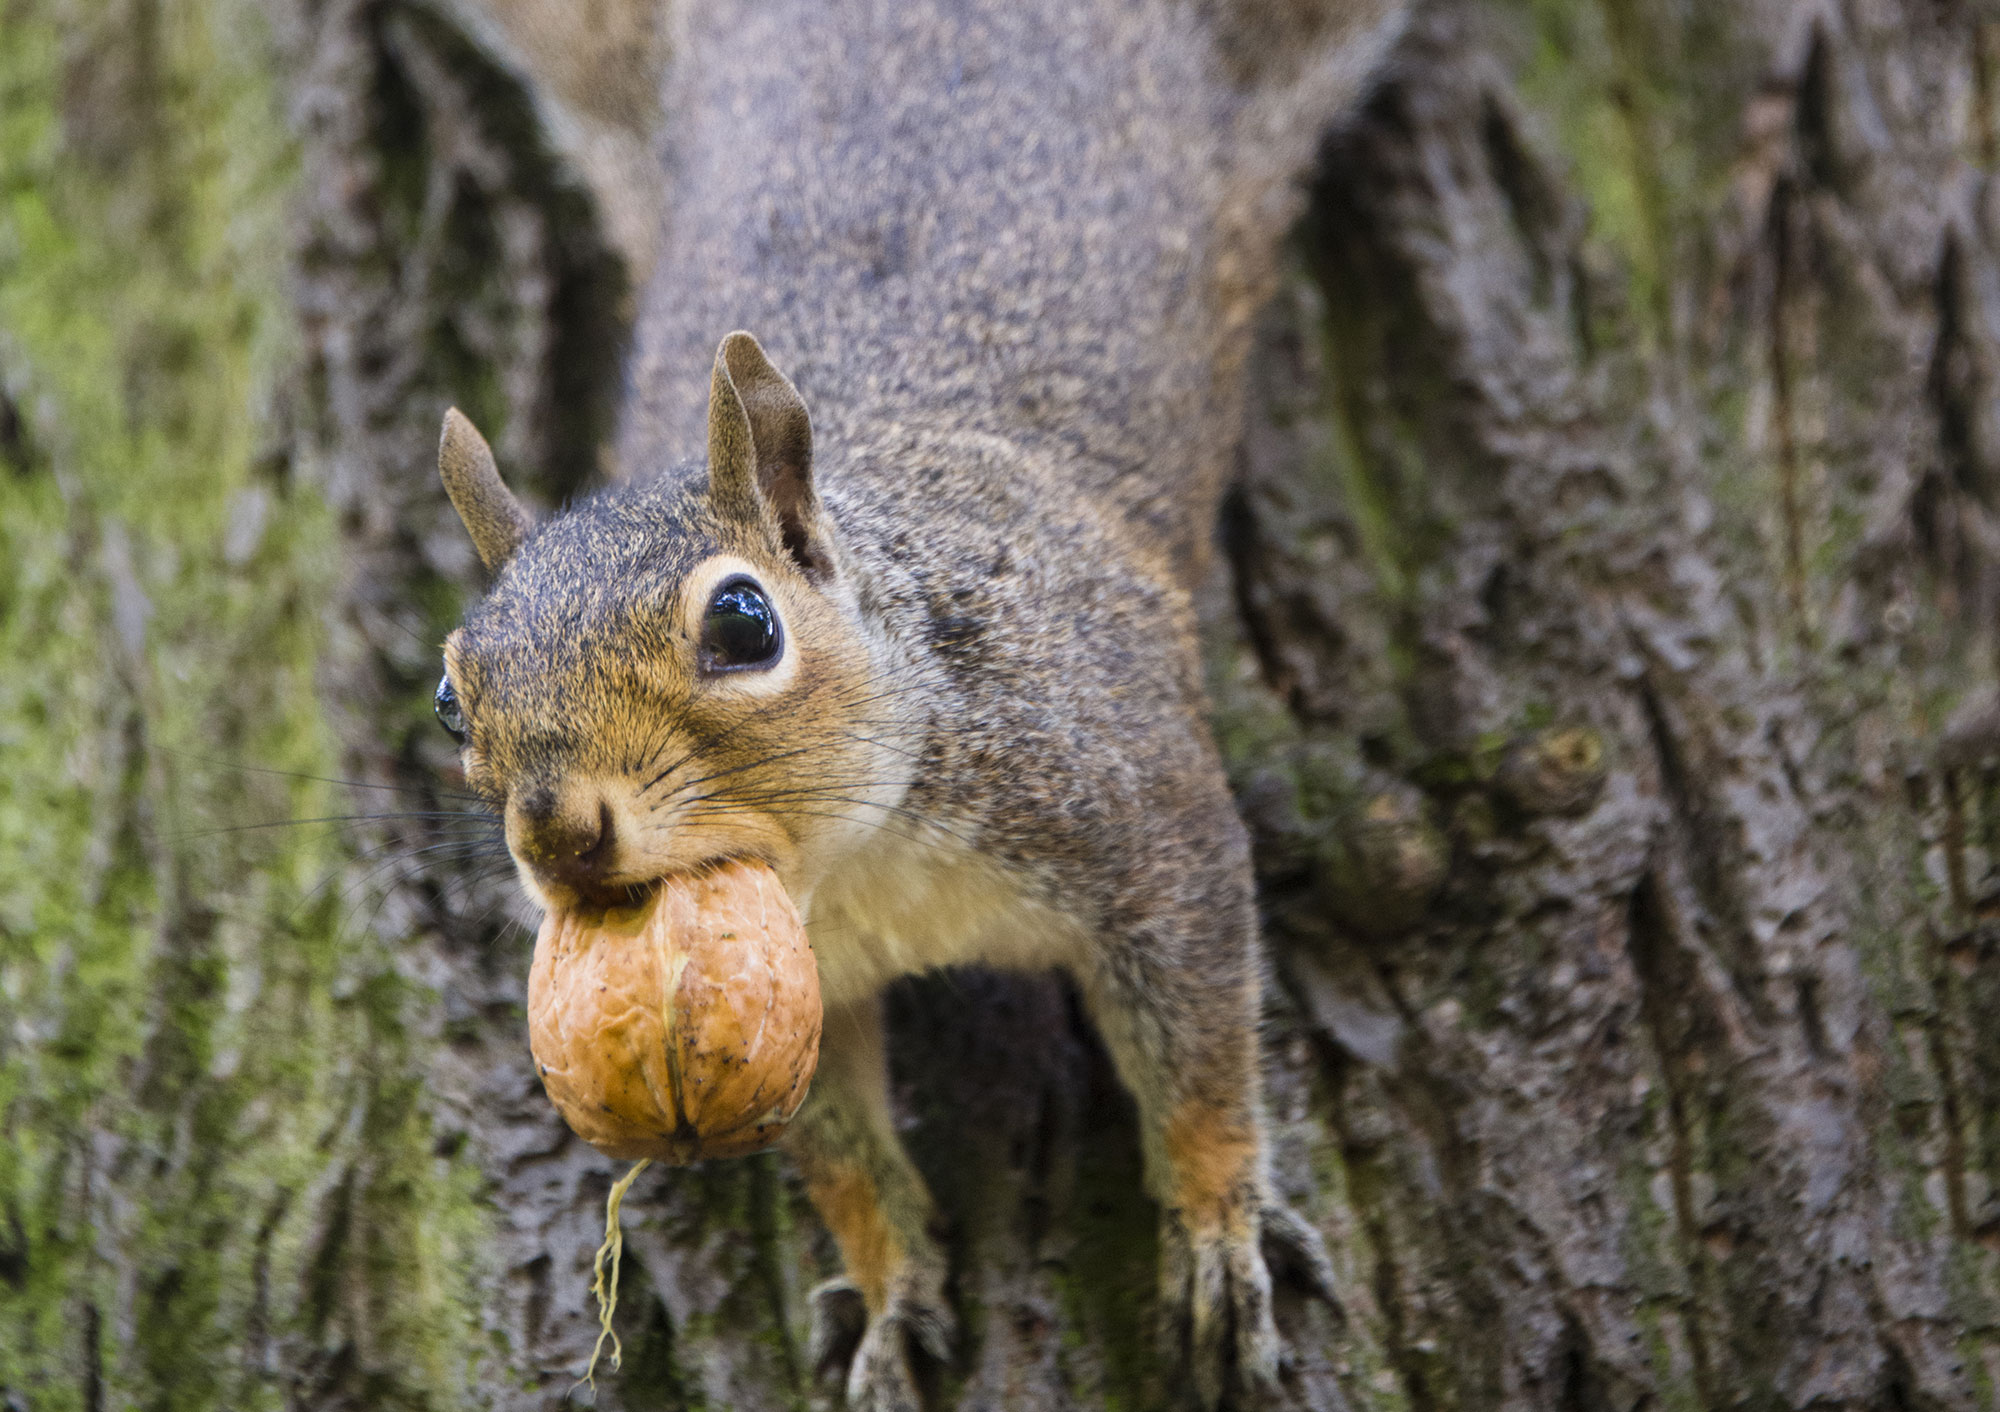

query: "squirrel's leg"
xmin=783 ymin=995 xmax=953 ymax=1412
xmin=1076 ymin=903 xmax=1336 ymax=1410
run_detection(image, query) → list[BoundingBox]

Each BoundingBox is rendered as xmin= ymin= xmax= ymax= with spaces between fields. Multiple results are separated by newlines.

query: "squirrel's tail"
xmin=1136 ymin=0 xmax=1414 ymax=570
xmin=1209 ymin=0 xmax=1412 ymax=342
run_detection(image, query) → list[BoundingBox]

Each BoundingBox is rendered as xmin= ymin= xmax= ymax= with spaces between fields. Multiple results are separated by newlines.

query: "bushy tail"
xmin=1211 ymin=0 xmax=1413 ymax=338
xmin=1135 ymin=0 xmax=1414 ymax=571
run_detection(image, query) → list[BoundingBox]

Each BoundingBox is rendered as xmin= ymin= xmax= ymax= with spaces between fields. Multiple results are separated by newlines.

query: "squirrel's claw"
xmin=808 ymin=1274 xmax=955 ymax=1411
xmin=807 ymin=1278 xmax=868 ymax=1378
xmin=1162 ymin=1200 xmax=1344 ymax=1408
xmin=843 ymin=1328 xmax=920 ymax=1412
xmin=1163 ymin=1198 xmax=1350 ymax=1410
xmin=1260 ymin=1199 xmax=1342 ymax=1317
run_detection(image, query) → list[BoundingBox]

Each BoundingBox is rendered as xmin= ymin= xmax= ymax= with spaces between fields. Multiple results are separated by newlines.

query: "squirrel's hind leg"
xmin=1076 ymin=894 xmax=1333 ymax=1411
xmin=784 ymin=996 xmax=954 ymax=1411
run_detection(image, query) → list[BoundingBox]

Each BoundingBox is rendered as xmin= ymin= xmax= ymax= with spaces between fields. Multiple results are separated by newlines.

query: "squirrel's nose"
xmin=508 ymin=789 xmax=618 ymax=891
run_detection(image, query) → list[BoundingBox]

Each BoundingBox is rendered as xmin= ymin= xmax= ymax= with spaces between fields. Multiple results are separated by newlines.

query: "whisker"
xmin=280 ymin=833 xmax=502 ymax=937
xmin=643 ymin=737 xmax=871 ymax=808
xmin=641 ymin=741 xmax=707 ymax=796
xmin=683 ymin=791 xmax=983 ymax=852
xmin=152 ymin=746 xmax=490 ymax=804
xmin=159 ymin=811 xmax=499 ymax=844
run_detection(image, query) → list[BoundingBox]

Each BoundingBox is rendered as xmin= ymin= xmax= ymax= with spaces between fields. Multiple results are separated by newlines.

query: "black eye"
xmin=434 ymin=676 xmax=468 ymax=744
xmin=701 ymin=577 xmax=782 ymax=670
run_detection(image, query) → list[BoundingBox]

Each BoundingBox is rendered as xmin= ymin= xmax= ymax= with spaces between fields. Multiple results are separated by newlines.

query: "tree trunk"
xmin=4 ymin=0 xmax=1999 ymax=1408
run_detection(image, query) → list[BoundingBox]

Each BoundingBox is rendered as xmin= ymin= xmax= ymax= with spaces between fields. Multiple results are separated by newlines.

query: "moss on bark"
xmin=0 ymin=1 xmax=493 ymax=1405
xmin=10 ymin=0 xmax=2000 ymax=1407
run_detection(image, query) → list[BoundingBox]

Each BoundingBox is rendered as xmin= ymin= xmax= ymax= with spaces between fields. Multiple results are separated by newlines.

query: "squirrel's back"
xmin=619 ymin=0 xmax=1402 ymax=571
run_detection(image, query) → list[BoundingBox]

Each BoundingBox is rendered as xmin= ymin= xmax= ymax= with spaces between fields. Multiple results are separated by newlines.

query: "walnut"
xmin=528 ymin=861 xmax=820 ymax=1163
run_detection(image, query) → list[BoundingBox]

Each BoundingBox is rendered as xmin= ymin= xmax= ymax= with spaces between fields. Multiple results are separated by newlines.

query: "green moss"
xmin=1340 ymin=1132 xmax=1433 ymax=1411
xmin=1964 ymin=1320 xmax=2000 ymax=1412
xmin=744 ymin=1152 xmax=808 ymax=1391
xmin=0 ymin=0 xmax=493 ymax=1404
xmin=1048 ymin=1098 xmax=1160 ymax=1412
xmin=605 ymin=1261 xmax=705 ymax=1412
xmin=1204 ymin=640 xmax=1305 ymax=783
xmin=1634 ymin=1303 xmax=1704 ymax=1412
xmin=1317 ymin=357 xmax=1412 ymax=610
xmin=1308 ymin=279 xmax=1453 ymax=699
xmin=1509 ymin=0 xmax=1762 ymax=356
xmin=1512 ymin=0 xmax=1669 ymax=350
xmin=1614 ymin=1112 xmax=1704 ymax=1410
xmin=1295 ymin=1082 xmax=1402 ymax=1412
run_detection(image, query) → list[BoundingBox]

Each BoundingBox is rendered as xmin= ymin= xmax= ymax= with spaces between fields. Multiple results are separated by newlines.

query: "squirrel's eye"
xmin=434 ymin=676 xmax=468 ymax=744
xmin=701 ymin=578 xmax=782 ymax=671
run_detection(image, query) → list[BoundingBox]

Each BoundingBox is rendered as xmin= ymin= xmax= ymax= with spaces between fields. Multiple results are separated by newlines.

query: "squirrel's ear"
xmin=707 ymin=331 xmax=827 ymax=576
xmin=439 ymin=408 xmax=532 ymax=571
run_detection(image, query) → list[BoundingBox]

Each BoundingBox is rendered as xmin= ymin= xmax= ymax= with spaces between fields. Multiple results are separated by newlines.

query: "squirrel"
xmin=431 ymin=1 xmax=1407 ymax=1406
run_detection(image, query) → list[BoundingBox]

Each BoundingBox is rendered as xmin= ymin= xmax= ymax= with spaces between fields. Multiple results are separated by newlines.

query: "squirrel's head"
xmin=434 ymin=332 xmax=910 ymax=913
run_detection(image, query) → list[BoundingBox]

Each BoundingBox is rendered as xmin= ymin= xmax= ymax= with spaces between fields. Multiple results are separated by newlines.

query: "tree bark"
xmin=4 ymin=0 xmax=1999 ymax=1408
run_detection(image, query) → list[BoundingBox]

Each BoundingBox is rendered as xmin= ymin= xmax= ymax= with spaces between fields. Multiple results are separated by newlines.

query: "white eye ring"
xmin=683 ymin=555 xmax=799 ymax=697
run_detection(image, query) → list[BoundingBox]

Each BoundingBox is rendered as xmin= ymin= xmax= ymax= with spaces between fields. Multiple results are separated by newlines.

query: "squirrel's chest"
xmin=800 ymin=826 xmax=1086 ymax=1012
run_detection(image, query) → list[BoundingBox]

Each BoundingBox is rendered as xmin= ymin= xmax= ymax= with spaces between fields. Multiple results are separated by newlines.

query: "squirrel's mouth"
xmin=508 ymin=785 xmax=796 ymax=915
xmin=529 ymin=855 xmax=766 ymax=918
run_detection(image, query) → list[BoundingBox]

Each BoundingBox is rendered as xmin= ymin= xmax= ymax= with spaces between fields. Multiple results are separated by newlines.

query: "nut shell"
xmin=527 ymin=862 xmax=820 ymax=1163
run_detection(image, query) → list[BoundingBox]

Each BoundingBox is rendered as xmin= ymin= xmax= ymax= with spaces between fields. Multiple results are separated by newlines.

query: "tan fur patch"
xmin=804 ymin=821 xmax=1086 ymax=1010
xmin=802 ymin=1160 xmax=903 ymax=1312
xmin=1164 ymin=1099 xmax=1259 ymax=1234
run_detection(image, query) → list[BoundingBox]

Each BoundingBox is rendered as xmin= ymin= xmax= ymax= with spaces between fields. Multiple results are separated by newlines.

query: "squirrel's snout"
xmin=508 ymin=789 xmax=620 ymax=895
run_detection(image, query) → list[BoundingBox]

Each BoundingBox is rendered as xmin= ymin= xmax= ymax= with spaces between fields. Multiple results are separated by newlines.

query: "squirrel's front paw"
xmin=1163 ymin=1200 xmax=1339 ymax=1410
xmin=808 ymin=1274 xmax=955 ymax=1412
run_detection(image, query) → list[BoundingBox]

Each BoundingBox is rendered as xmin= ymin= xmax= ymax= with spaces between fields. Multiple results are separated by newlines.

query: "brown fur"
xmin=435 ymin=2 xmax=1407 ymax=1406
xmin=802 ymin=1160 xmax=900 ymax=1312
xmin=1166 ymin=1100 xmax=1264 ymax=1235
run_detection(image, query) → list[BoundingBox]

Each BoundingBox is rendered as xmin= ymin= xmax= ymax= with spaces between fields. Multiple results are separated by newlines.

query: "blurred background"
xmin=5 ymin=0 xmax=2000 ymax=1408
